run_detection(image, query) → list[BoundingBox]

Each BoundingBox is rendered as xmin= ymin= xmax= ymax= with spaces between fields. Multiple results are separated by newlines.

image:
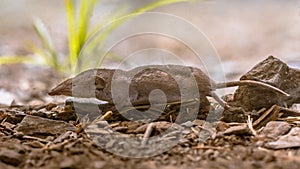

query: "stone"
xmin=266 ymin=127 xmax=300 ymax=149
xmin=0 ymin=148 xmax=23 ymax=166
xmin=259 ymin=121 xmax=291 ymax=139
xmin=15 ymin=115 xmax=77 ymax=136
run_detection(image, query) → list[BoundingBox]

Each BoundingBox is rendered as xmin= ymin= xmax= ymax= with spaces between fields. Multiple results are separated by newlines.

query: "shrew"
xmin=49 ymin=65 xmax=289 ymax=109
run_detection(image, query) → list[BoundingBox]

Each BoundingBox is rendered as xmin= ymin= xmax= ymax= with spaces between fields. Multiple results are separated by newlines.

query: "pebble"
xmin=259 ymin=121 xmax=291 ymax=139
xmin=0 ymin=148 xmax=23 ymax=166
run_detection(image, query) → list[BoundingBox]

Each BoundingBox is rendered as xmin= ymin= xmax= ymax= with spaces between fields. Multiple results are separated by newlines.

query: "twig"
xmin=142 ymin=123 xmax=155 ymax=146
xmin=211 ymin=92 xmax=229 ymax=109
xmin=247 ymin=115 xmax=257 ymax=136
xmin=253 ymin=105 xmax=280 ymax=129
xmin=170 ymin=115 xmax=173 ymax=123
xmin=192 ymin=144 xmax=224 ymax=150
xmin=99 ymin=111 xmax=113 ymax=121
xmin=21 ymin=135 xmax=50 ymax=144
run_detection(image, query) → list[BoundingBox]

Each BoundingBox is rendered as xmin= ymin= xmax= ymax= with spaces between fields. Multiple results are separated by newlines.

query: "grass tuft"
xmin=0 ymin=0 xmax=201 ymax=74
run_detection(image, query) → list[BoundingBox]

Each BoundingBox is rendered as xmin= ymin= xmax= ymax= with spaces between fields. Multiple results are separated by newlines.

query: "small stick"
xmin=99 ymin=111 xmax=113 ymax=120
xmin=211 ymin=92 xmax=230 ymax=109
xmin=247 ymin=115 xmax=257 ymax=136
xmin=142 ymin=123 xmax=155 ymax=146
xmin=21 ymin=135 xmax=50 ymax=144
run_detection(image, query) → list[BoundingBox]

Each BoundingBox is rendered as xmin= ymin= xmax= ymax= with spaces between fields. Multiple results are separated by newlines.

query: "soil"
xmin=0 ymin=64 xmax=300 ymax=169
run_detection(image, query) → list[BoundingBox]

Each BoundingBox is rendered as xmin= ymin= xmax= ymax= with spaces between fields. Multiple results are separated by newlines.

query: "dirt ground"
xmin=0 ymin=64 xmax=299 ymax=169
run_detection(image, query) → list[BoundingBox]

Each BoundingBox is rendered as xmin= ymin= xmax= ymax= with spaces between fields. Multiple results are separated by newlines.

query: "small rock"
xmin=113 ymin=126 xmax=128 ymax=132
xmin=259 ymin=121 xmax=291 ymax=139
xmin=0 ymin=162 xmax=17 ymax=169
xmin=45 ymin=103 xmax=57 ymax=111
xmin=292 ymin=104 xmax=300 ymax=111
xmin=93 ymin=161 xmax=106 ymax=169
xmin=138 ymin=161 xmax=157 ymax=169
xmin=252 ymin=149 xmax=266 ymax=161
xmin=4 ymin=111 xmax=25 ymax=125
xmin=2 ymin=122 xmax=16 ymax=130
xmin=216 ymin=121 xmax=229 ymax=132
xmin=266 ymin=127 xmax=300 ymax=149
xmin=14 ymin=115 xmax=77 ymax=136
xmin=0 ymin=148 xmax=23 ymax=166
xmin=181 ymin=121 xmax=194 ymax=127
xmin=59 ymin=157 xmax=75 ymax=169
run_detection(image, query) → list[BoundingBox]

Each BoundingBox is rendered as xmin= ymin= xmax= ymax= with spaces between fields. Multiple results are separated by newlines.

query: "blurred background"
xmin=0 ymin=0 xmax=299 ymax=105
xmin=1 ymin=0 xmax=299 ymax=69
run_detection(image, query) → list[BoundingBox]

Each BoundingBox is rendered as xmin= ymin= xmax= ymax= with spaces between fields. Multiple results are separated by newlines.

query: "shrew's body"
xmin=49 ymin=65 xmax=289 ymax=108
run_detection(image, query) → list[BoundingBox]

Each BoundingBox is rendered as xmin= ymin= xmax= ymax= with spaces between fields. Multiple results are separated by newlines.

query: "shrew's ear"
xmin=94 ymin=76 xmax=106 ymax=90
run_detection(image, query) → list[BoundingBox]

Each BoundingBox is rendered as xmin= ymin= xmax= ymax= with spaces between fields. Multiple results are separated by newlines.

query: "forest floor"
xmin=0 ymin=63 xmax=299 ymax=169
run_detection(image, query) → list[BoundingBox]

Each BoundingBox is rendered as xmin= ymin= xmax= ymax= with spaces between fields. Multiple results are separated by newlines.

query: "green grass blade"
xmin=78 ymin=0 xmax=89 ymax=46
xmin=0 ymin=56 xmax=33 ymax=64
xmin=27 ymin=42 xmax=54 ymax=66
xmin=65 ymin=0 xmax=99 ymax=72
xmin=78 ymin=0 xmax=98 ymax=45
xmin=28 ymin=0 xmax=201 ymax=73
xmin=33 ymin=19 xmax=55 ymax=51
xmin=27 ymin=43 xmax=50 ymax=63
xmin=32 ymin=18 xmax=60 ymax=69
xmin=65 ymin=0 xmax=78 ymax=69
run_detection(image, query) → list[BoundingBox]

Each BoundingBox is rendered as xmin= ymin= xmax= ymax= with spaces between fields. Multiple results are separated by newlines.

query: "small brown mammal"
xmin=49 ymin=65 xmax=289 ymax=108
